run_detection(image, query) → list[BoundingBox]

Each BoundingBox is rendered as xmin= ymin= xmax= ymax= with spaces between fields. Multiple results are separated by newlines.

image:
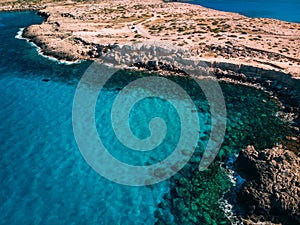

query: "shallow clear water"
xmin=0 ymin=11 xmax=292 ymax=225
xmin=188 ymin=0 xmax=300 ymax=23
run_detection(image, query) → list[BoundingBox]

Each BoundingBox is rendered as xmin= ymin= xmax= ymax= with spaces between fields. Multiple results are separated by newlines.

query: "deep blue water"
xmin=188 ymin=0 xmax=300 ymax=23
xmin=0 ymin=11 xmax=292 ymax=225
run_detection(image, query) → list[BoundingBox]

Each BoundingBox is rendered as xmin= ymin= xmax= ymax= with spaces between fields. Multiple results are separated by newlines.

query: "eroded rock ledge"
xmin=13 ymin=0 xmax=300 ymax=128
xmin=234 ymin=145 xmax=300 ymax=225
xmin=85 ymin=43 xmax=300 ymax=132
xmin=16 ymin=0 xmax=300 ymax=78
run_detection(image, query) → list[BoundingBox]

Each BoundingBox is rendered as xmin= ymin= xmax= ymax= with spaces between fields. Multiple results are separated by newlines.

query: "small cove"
xmin=0 ymin=11 xmax=295 ymax=225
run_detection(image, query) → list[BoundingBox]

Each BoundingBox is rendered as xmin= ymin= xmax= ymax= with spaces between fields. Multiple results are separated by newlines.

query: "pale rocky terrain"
xmin=2 ymin=0 xmax=299 ymax=78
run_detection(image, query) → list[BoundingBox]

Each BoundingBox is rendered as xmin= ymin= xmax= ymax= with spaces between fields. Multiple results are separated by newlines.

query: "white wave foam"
xmin=219 ymin=198 xmax=242 ymax=225
xmin=224 ymin=154 xmax=245 ymax=188
xmin=15 ymin=27 xmax=26 ymax=40
xmin=15 ymin=27 xmax=83 ymax=65
xmin=219 ymin=155 xmax=246 ymax=225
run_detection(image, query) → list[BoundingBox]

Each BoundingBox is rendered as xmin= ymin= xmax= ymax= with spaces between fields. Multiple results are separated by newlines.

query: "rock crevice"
xmin=234 ymin=145 xmax=300 ymax=225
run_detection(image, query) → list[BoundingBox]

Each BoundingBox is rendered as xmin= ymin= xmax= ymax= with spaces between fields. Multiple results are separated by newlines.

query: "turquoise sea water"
xmin=0 ymin=11 xmax=173 ymax=225
xmin=189 ymin=0 xmax=300 ymax=23
xmin=0 ymin=11 xmax=293 ymax=225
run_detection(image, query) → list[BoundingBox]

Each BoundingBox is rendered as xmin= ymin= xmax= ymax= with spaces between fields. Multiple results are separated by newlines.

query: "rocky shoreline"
xmin=15 ymin=0 xmax=300 ymax=131
xmin=1 ymin=0 xmax=300 ymax=224
xmin=94 ymin=44 xmax=300 ymax=225
xmin=14 ymin=0 xmax=300 ymax=76
xmin=22 ymin=12 xmax=300 ymax=225
xmin=94 ymin=43 xmax=300 ymax=133
xmin=234 ymin=146 xmax=300 ymax=225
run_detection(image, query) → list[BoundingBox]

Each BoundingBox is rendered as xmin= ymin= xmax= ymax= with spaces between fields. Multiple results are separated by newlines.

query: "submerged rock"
xmin=234 ymin=145 xmax=300 ymax=225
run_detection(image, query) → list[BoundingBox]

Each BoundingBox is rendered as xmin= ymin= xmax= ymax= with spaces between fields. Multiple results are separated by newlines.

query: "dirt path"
xmin=128 ymin=15 xmax=158 ymax=39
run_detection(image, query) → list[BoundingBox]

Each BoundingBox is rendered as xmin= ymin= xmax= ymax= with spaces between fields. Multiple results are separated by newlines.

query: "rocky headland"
xmin=8 ymin=0 xmax=300 ymax=127
xmin=6 ymin=0 xmax=299 ymax=76
xmin=1 ymin=0 xmax=300 ymax=224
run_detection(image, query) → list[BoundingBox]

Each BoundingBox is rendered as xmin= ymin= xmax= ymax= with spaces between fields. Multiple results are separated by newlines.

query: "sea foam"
xmin=15 ymin=27 xmax=83 ymax=65
xmin=219 ymin=155 xmax=246 ymax=225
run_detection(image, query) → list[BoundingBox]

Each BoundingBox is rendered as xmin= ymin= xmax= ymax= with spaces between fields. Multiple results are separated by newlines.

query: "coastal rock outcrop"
xmin=234 ymin=145 xmax=300 ymax=225
xmin=12 ymin=0 xmax=300 ymax=78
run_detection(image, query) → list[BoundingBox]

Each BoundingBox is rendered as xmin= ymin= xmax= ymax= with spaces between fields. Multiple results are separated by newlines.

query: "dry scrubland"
xmin=2 ymin=0 xmax=300 ymax=78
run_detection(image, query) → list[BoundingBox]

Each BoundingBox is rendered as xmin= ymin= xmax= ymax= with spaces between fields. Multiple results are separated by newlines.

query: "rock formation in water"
xmin=234 ymin=145 xmax=300 ymax=225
